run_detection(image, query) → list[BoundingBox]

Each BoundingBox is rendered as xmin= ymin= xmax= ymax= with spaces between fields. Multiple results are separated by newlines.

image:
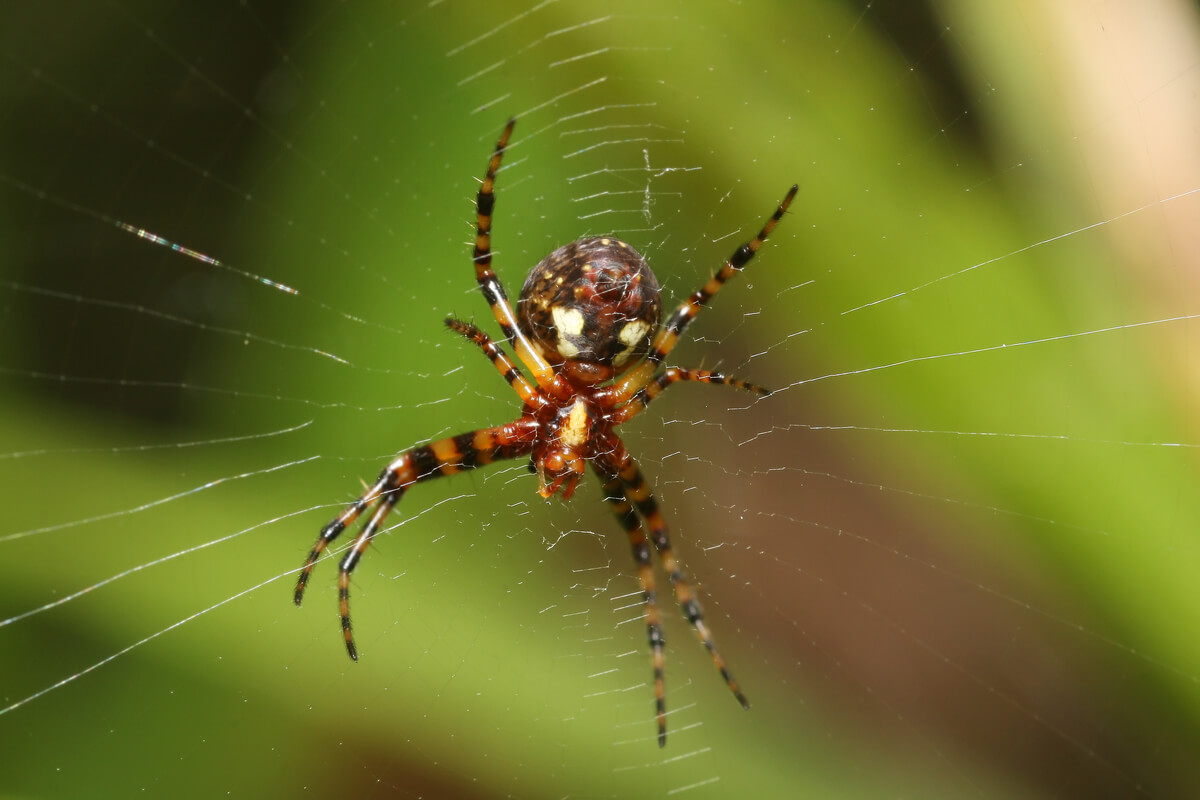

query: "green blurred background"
xmin=2 ymin=1 xmax=1199 ymax=797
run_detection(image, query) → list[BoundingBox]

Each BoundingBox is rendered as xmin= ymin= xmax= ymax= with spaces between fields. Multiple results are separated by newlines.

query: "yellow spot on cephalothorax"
xmin=560 ymin=400 xmax=590 ymax=448
xmin=552 ymin=306 xmax=586 ymax=335
xmin=551 ymin=305 xmax=586 ymax=359
xmin=619 ymin=320 xmax=649 ymax=347
xmin=613 ymin=319 xmax=650 ymax=365
xmin=556 ymin=338 xmax=580 ymax=358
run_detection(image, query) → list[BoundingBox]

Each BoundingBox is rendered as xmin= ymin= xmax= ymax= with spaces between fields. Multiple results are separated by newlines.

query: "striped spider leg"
xmin=295 ymin=116 xmax=796 ymax=747
xmin=292 ymin=411 xmax=540 ymax=660
xmin=601 ymin=182 xmax=799 ymax=418
xmin=590 ymin=184 xmax=798 ymax=745
xmin=294 ymin=119 xmax=558 ymax=660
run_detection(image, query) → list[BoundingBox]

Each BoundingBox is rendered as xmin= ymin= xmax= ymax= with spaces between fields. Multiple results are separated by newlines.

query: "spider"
xmin=294 ymin=118 xmax=796 ymax=747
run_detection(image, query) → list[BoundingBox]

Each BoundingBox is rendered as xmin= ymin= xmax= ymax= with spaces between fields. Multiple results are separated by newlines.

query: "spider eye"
xmin=517 ymin=236 xmax=661 ymax=370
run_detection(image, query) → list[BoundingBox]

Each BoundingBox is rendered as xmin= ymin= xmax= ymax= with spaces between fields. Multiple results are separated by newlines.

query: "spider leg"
xmin=338 ymin=489 xmax=401 ymax=660
xmin=615 ymin=453 xmax=749 ymax=712
xmin=611 ymin=366 xmax=770 ymax=425
xmin=596 ymin=469 xmax=669 ymax=747
xmin=445 ymin=317 xmax=543 ymax=407
xmin=472 ymin=118 xmax=557 ymax=390
xmin=607 ymin=184 xmax=798 ymax=404
xmin=295 ymin=419 xmax=538 ymax=660
xmin=294 ymin=477 xmax=391 ymax=606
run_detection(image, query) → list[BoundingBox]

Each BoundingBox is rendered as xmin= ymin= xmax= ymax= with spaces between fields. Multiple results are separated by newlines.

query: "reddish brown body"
xmin=294 ymin=117 xmax=797 ymax=748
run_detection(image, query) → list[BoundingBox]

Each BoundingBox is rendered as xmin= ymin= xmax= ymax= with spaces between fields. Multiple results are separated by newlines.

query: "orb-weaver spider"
xmin=294 ymin=118 xmax=797 ymax=747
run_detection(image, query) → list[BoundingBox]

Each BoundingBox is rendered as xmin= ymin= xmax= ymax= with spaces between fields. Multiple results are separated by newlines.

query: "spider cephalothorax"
xmin=527 ymin=391 xmax=599 ymax=500
xmin=295 ymin=117 xmax=796 ymax=747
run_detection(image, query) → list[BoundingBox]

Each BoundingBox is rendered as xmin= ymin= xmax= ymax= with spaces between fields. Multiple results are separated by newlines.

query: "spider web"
xmin=2 ymin=1 xmax=1199 ymax=797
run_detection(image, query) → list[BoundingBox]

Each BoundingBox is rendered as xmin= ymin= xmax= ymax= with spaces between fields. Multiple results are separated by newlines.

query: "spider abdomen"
xmin=517 ymin=237 xmax=662 ymax=376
